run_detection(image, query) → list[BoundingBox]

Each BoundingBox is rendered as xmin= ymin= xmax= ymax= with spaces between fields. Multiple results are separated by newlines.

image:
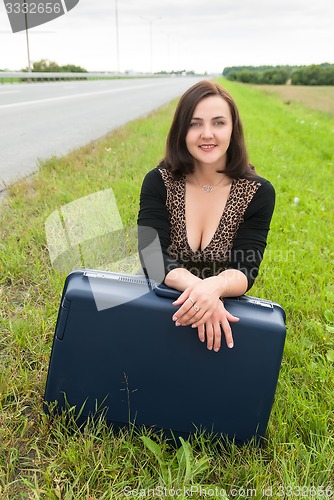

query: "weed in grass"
xmin=1 ymin=80 xmax=334 ymax=498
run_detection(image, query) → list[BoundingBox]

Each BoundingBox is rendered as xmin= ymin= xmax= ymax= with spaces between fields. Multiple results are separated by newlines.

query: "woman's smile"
xmin=199 ymin=144 xmax=217 ymax=151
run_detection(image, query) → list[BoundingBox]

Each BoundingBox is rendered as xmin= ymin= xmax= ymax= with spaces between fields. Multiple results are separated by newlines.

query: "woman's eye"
xmin=190 ymin=122 xmax=200 ymax=127
xmin=215 ymin=121 xmax=224 ymax=126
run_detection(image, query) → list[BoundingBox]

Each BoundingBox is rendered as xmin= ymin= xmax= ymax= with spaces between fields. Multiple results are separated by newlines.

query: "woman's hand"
xmin=171 ymin=276 xmax=223 ymax=327
xmin=196 ymin=300 xmax=239 ymax=351
xmin=171 ymin=277 xmax=239 ymax=351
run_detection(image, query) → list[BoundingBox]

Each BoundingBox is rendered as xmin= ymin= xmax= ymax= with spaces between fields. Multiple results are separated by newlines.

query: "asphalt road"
xmin=0 ymin=77 xmax=202 ymax=188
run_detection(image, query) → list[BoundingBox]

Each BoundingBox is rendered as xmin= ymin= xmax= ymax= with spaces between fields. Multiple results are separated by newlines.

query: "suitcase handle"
xmin=153 ymin=284 xmax=277 ymax=312
xmin=153 ymin=283 xmax=181 ymax=300
xmin=153 ymin=283 xmax=243 ymax=304
xmin=153 ymin=283 xmax=238 ymax=301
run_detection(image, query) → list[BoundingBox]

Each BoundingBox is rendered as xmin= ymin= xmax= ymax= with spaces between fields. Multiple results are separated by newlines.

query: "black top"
xmin=137 ymin=166 xmax=275 ymax=291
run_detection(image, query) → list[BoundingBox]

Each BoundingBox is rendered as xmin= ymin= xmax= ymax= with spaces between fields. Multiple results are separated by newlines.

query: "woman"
xmin=137 ymin=80 xmax=275 ymax=352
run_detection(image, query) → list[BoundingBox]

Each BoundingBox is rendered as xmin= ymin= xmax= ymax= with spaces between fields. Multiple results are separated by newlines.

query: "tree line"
xmin=223 ymin=63 xmax=334 ymax=85
xmin=23 ymin=59 xmax=87 ymax=73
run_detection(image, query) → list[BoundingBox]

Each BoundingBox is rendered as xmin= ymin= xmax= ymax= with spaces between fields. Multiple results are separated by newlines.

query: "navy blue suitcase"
xmin=44 ymin=269 xmax=286 ymax=443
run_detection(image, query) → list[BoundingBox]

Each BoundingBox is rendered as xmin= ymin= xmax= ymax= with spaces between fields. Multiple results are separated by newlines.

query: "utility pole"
xmin=115 ymin=0 xmax=120 ymax=73
xmin=24 ymin=2 xmax=32 ymax=72
xmin=141 ymin=16 xmax=161 ymax=74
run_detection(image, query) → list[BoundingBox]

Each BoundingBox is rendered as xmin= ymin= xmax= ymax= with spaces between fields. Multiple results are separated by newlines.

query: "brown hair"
xmin=161 ymin=80 xmax=255 ymax=179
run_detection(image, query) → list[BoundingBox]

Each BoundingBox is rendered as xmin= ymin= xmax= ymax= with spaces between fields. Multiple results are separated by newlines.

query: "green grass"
xmin=0 ymin=78 xmax=21 ymax=83
xmin=1 ymin=78 xmax=334 ymax=499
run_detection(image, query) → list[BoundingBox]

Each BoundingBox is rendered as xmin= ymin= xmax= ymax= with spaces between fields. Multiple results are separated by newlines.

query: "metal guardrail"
xmin=0 ymin=71 xmax=150 ymax=82
xmin=0 ymin=71 xmax=181 ymax=83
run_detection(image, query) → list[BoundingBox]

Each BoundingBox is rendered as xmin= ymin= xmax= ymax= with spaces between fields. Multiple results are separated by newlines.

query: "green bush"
xmin=291 ymin=64 xmax=334 ymax=85
xmin=225 ymin=63 xmax=334 ymax=86
xmin=261 ymin=69 xmax=289 ymax=85
xmin=226 ymin=68 xmax=288 ymax=85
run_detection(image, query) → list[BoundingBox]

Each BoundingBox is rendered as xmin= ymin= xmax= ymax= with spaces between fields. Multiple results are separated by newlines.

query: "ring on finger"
xmin=193 ymin=304 xmax=200 ymax=312
xmin=188 ymin=297 xmax=194 ymax=305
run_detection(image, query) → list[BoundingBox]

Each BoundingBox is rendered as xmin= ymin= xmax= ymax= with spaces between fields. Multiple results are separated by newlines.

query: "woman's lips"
xmin=199 ymin=144 xmax=216 ymax=151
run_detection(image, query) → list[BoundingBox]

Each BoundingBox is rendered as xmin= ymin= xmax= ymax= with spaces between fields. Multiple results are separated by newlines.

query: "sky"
xmin=0 ymin=0 xmax=333 ymax=75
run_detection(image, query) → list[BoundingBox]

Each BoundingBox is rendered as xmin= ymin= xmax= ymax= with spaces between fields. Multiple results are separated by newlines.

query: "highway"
xmin=0 ymin=77 xmax=202 ymax=188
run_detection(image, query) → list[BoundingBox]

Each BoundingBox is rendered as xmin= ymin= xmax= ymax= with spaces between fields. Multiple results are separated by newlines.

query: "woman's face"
xmin=185 ymin=95 xmax=233 ymax=170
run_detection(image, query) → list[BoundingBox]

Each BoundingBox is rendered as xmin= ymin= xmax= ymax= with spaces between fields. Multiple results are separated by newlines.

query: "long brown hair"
xmin=162 ymin=80 xmax=255 ymax=179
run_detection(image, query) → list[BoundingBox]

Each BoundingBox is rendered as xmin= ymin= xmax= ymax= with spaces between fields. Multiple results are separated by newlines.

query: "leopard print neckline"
xmin=158 ymin=167 xmax=261 ymax=277
xmin=183 ymin=177 xmax=236 ymax=255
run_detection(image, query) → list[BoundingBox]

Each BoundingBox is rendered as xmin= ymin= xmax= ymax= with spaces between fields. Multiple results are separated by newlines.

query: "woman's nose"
xmin=201 ymin=124 xmax=213 ymax=138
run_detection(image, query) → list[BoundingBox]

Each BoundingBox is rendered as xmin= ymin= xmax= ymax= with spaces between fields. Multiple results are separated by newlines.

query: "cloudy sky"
xmin=0 ymin=0 xmax=333 ymax=74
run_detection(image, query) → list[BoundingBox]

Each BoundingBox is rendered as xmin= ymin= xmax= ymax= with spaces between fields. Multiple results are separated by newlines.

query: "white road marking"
xmin=0 ymin=82 xmax=163 ymax=110
xmin=0 ymin=90 xmax=20 ymax=95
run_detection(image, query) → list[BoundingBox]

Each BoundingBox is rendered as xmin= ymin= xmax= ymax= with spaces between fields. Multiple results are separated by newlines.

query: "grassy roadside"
xmin=249 ymin=84 xmax=334 ymax=116
xmin=1 ymin=79 xmax=334 ymax=498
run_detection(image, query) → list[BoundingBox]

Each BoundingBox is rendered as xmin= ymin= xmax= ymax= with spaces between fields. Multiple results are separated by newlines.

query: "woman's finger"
xmin=221 ymin=317 xmax=234 ymax=349
xmin=173 ymin=296 xmax=200 ymax=324
xmin=197 ymin=324 xmax=205 ymax=343
xmin=225 ymin=311 xmax=240 ymax=323
xmin=213 ymin=324 xmax=222 ymax=352
xmin=190 ymin=308 xmax=213 ymax=328
xmin=172 ymin=289 xmax=190 ymax=306
xmin=205 ymin=324 xmax=214 ymax=350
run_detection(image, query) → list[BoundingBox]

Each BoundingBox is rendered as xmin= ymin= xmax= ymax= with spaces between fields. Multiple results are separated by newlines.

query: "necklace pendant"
xmin=201 ymin=184 xmax=214 ymax=192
